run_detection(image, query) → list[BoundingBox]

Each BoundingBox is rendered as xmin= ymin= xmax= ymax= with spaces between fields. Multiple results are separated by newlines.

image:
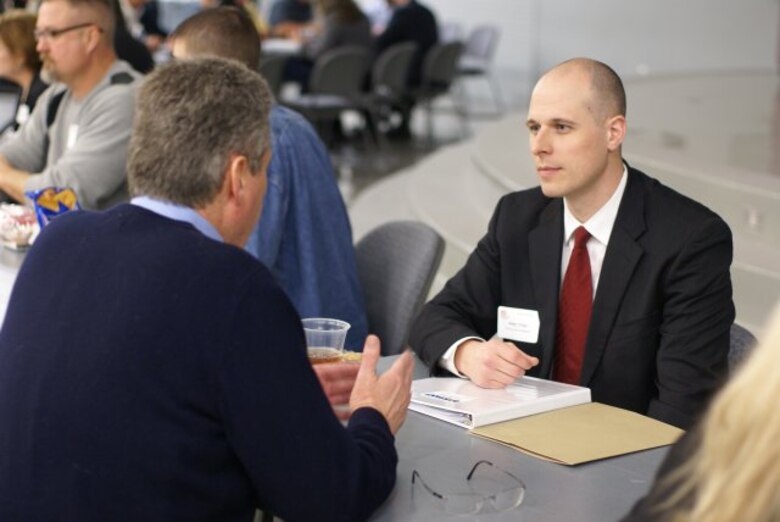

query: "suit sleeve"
xmin=649 ymin=216 xmax=734 ymax=428
xmin=409 ymin=196 xmax=507 ymax=373
xmin=217 ymin=270 xmax=397 ymax=522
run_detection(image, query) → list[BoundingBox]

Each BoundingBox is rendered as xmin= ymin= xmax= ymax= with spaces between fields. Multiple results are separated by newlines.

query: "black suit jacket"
xmin=409 ymin=166 xmax=735 ymax=429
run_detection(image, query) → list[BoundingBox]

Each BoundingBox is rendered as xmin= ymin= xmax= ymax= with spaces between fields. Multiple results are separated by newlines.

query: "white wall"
xmin=423 ymin=0 xmax=778 ymax=106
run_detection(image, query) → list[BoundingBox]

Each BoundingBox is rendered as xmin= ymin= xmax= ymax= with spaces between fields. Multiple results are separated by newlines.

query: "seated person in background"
xmin=0 ymin=10 xmax=48 ymax=129
xmin=0 ymin=0 xmax=138 ymax=209
xmin=124 ymin=0 xmax=166 ymax=52
xmin=111 ymin=0 xmax=154 ymax=73
xmin=269 ymin=0 xmax=312 ymax=36
xmin=360 ymin=0 xmax=393 ymax=35
xmin=409 ymin=58 xmax=735 ymax=430
xmin=374 ymin=0 xmax=438 ymax=137
xmin=282 ymin=0 xmax=372 ymax=89
xmin=375 ymin=0 xmax=437 ymax=88
xmin=172 ymin=7 xmax=369 ymax=350
xmin=622 ymin=307 xmax=780 ymax=522
xmin=0 ymin=56 xmax=414 ymax=522
xmin=199 ymin=0 xmax=269 ymax=37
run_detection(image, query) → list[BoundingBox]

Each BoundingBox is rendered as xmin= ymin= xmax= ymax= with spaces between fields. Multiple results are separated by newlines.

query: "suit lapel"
xmin=580 ymin=167 xmax=647 ymax=386
xmin=528 ymin=199 xmax=563 ymax=378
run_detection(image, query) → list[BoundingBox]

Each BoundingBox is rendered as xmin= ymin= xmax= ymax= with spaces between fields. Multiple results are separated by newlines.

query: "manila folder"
xmin=471 ymin=402 xmax=683 ymax=466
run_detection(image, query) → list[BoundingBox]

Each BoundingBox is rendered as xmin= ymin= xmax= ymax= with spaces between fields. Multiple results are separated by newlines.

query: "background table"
xmin=261 ymin=38 xmax=303 ymax=56
xmin=372 ymin=354 xmax=667 ymax=521
xmin=0 ymin=247 xmax=25 ymax=326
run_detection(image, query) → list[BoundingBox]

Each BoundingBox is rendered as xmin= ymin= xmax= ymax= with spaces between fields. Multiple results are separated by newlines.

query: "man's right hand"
xmin=349 ymin=335 xmax=413 ymax=434
xmin=454 ymin=339 xmax=539 ymax=388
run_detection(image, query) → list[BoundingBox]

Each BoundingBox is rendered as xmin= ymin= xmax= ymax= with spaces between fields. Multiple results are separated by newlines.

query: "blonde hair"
xmin=661 ymin=305 xmax=780 ymax=521
xmin=0 ymin=10 xmax=41 ymax=73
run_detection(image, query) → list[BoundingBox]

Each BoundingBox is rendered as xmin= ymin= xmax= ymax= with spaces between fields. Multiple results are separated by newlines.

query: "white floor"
xmin=349 ymin=70 xmax=780 ymax=335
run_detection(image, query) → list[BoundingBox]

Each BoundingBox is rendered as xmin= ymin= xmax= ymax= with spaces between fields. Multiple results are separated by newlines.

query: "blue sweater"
xmin=0 ymin=204 xmax=396 ymax=522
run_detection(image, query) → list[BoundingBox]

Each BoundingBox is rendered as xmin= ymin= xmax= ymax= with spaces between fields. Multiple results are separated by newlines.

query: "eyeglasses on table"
xmin=412 ymin=459 xmax=526 ymax=515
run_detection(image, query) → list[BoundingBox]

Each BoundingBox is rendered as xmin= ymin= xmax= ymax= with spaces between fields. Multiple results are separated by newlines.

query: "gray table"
xmin=372 ymin=355 xmax=667 ymax=521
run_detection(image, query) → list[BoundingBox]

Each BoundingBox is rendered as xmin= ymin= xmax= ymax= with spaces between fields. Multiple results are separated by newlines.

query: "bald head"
xmin=538 ymin=58 xmax=626 ymax=122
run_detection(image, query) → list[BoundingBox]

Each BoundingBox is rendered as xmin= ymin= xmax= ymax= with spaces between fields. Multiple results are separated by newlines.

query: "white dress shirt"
xmin=438 ymin=167 xmax=628 ymax=377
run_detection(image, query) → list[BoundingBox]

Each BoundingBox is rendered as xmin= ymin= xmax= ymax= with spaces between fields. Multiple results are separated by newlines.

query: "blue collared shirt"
xmin=131 ymin=196 xmax=223 ymax=242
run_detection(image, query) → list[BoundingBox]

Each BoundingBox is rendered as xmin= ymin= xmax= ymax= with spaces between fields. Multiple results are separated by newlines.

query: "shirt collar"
xmin=562 ymin=166 xmax=628 ymax=246
xmin=131 ymin=196 xmax=223 ymax=242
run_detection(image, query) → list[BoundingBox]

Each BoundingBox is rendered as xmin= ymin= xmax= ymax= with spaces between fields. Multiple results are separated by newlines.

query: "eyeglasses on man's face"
xmin=412 ymin=460 xmax=526 ymax=515
xmin=34 ymin=22 xmax=102 ymax=42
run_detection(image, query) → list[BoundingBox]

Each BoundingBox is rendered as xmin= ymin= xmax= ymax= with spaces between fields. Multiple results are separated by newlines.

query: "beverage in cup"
xmin=302 ymin=318 xmax=351 ymax=365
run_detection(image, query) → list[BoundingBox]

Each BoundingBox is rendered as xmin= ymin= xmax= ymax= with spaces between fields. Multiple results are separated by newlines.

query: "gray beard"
xmin=40 ymin=67 xmax=58 ymax=85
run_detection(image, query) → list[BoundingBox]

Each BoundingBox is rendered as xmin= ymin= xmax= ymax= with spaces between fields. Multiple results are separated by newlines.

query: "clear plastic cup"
xmin=302 ymin=318 xmax=351 ymax=365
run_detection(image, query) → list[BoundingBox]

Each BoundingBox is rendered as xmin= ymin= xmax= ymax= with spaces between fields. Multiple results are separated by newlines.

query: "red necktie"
xmin=553 ymin=226 xmax=592 ymax=385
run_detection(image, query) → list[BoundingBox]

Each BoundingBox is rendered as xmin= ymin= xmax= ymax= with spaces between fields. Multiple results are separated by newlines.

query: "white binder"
xmin=409 ymin=376 xmax=591 ymax=429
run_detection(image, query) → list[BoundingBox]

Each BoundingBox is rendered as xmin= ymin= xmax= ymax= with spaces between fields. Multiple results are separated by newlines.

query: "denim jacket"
xmin=245 ymin=106 xmax=368 ymax=349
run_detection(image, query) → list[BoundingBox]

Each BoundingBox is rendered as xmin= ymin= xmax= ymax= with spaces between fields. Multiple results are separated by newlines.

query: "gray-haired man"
xmin=0 ymin=58 xmax=413 ymax=521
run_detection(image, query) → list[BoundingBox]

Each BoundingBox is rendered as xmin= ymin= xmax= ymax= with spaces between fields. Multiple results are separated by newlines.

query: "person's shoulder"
xmin=270 ymin=104 xmax=312 ymax=130
xmin=489 ymin=187 xmax=554 ymax=231
xmin=631 ymin=166 xmax=726 ymax=226
xmin=85 ymin=61 xmax=141 ymax=112
xmin=123 ymin=204 xmax=276 ymax=283
xmin=270 ymin=105 xmax=322 ymax=144
xmin=28 ymin=205 xmax=122 ymax=253
xmin=108 ymin=61 xmax=143 ymax=88
xmin=91 ymin=61 xmax=142 ymax=100
xmin=408 ymin=1 xmax=435 ymax=17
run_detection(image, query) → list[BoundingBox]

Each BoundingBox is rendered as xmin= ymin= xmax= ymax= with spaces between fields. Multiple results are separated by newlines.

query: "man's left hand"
xmin=313 ymin=362 xmax=360 ymax=421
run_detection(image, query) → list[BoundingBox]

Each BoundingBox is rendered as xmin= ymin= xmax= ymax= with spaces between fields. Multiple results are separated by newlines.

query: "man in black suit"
xmin=409 ymin=58 xmax=734 ymax=429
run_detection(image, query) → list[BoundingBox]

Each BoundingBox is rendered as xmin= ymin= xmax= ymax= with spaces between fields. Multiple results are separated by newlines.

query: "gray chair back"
xmin=439 ymin=21 xmax=464 ymax=43
xmin=420 ymin=41 xmax=464 ymax=93
xmin=309 ymin=46 xmax=371 ymax=97
xmin=456 ymin=24 xmax=503 ymax=115
xmin=258 ymin=54 xmax=288 ymax=98
xmin=729 ymin=323 xmax=757 ymax=373
xmin=463 ymin=25 xmax=500 ymax=65
xmin=355 ymin=221 xmax=445 ymax=355
xmin=372 ymin=42 xmax=418 ymax=98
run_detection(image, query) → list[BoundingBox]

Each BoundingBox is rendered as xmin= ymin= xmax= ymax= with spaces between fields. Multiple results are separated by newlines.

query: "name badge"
xmin=15 ymin=104 xmax=30 ymax=126
xmin=497 ymin=306 xmax=540 ymax=344
xmin=67 ymin=124 xmax=79 ymax=149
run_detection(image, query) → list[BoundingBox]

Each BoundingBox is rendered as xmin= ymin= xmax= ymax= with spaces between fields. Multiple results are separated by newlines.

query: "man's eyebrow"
xmin=526 ymin=117 xmax=577 ymax=126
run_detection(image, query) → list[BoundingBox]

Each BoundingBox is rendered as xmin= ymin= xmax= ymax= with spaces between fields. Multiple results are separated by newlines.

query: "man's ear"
xmin=83 ymin=25 xmax=103 ymax=54
xmin=606 ymin=115 xmax=626 ymax=152
xmin=225 ymin=154 xmax=250 ymax=202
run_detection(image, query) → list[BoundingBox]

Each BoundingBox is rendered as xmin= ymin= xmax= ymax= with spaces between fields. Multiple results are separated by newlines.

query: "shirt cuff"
xmin=438 ymin=336 xmax=484 ymax=378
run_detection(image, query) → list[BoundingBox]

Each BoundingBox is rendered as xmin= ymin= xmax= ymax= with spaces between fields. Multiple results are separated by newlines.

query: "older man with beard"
xmin=0 ymin=0 xmax=138 ymax=209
